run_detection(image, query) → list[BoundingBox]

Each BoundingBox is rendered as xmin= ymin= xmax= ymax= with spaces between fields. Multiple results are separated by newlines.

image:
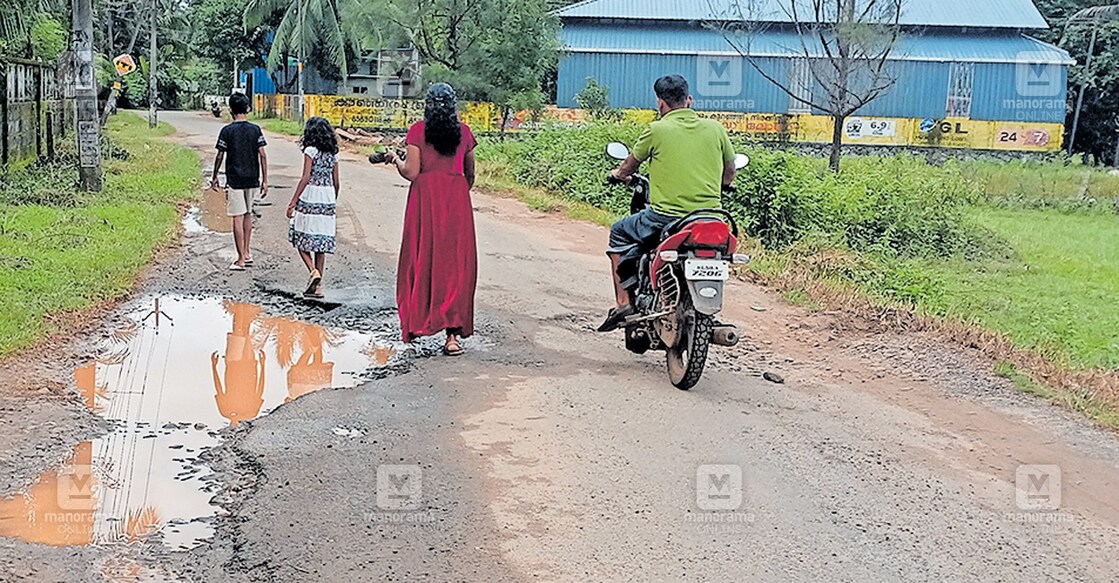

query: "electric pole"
xmin=298 ymin=0 xmax=305 ymax=122
xmin=148 ymin=0 xmax=158 ymax=128
xmin=73 ymin=0 xmax=103 ymax=191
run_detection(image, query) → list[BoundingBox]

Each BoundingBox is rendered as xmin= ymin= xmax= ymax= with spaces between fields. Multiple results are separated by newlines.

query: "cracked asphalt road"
xmin=0 ymin=111 xmax=1117 ymax=582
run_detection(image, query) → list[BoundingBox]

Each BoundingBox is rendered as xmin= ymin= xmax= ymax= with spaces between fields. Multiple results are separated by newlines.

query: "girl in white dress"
xmin=287 ymin=116 xmax=339 ymax=298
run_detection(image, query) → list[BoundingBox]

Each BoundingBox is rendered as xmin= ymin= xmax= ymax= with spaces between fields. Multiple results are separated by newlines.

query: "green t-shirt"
xmin=631 ymin=108 xmax=735 ymax=217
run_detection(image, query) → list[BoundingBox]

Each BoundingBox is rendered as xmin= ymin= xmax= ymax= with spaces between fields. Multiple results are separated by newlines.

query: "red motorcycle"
xmin=605 ymin=142 xmax=750 ymax=390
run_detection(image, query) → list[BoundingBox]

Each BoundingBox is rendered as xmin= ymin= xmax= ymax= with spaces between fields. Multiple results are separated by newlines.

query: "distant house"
xmin=337 ymin=49 xmax=422 ymax=99
xmin=555 ymin=0 xmax=1072 ymax=125
xmin=248 ymin=49 xmax=421 ymax=99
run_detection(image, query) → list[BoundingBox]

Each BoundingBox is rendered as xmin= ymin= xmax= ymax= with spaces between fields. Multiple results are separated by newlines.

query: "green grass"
xmin=0 ymin=112 xmax=198 ymax=355
xmin=995 ymin=361 xmax=1119 ymax=427
xmin=918 ymin=208 xmax=1119 ymax=370
xmin=958 ymin=159 xmax=1119 ymax=209
xmin=251 ymin=115 xmax=304 ymax=137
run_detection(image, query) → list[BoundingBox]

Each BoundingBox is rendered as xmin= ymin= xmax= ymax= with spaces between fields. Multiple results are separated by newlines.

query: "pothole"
xmin=0 ymin=295 xmax=404 ymax=552
xmin=181 ymin=188 xmax=234 ymax=235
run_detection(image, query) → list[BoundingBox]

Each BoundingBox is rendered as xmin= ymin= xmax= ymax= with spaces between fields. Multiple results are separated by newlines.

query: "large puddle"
xmin=0 ymin=296 xmax=397 ymax=551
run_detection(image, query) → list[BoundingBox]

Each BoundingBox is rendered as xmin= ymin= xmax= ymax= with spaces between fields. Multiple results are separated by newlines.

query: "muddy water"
xmin=182 ymin=189 xmax=234 ymax=234
xmin=0 ymin=296 xmax=396 ymax=551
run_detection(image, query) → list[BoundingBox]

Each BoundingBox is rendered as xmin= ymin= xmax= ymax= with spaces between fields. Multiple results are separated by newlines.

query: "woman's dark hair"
xmin=301 ymin=116 xmax=338 ymax=154
xmin=423 ymin=83 xmax=461 ymax=157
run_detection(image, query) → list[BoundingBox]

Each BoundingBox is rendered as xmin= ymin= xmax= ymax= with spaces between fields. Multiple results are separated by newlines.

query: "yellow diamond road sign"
xmin=113 ymin=54 xmax=137 ymax=76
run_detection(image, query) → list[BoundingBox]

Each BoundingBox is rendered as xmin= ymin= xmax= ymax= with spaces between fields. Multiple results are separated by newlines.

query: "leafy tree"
xmin=575 ymin=77 xmax=611 ymax=119
xmin=719 ymin=0 xmax=904 ymax=172
xmin=346 ymin=0 xmax=558 ymax=130
xmin=1 ymin=0 xmax=66 ymax=59
xmin=29 ymin=12 xmax=66 ymax=62
xmin=1033 ymin=1 xmax=1119 ymax=163
xmin=191 ymin=0 xmax=269 ymax=71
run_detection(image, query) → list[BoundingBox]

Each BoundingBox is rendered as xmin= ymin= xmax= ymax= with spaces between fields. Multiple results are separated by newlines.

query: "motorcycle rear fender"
xmin=687 ymin=280 xmax=725 ymax=316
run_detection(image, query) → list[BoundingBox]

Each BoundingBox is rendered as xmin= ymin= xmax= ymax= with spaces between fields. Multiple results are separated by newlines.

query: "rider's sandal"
xmin=597 ymin=304 xmax=635 ymax=333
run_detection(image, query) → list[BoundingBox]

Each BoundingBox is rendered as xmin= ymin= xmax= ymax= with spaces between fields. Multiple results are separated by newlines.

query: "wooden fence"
xmin=1 ymin=59 xmax=67 ymax=170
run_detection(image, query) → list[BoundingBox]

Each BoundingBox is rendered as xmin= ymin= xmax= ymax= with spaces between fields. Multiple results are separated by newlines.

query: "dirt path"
xmin=0 ymin=111 xmax=1117 ymax=582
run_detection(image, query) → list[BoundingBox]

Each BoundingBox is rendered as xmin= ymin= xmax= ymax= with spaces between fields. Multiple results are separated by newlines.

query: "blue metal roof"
xmin=558 ymin=0 xmax=1051 ymax=30
xmin=560 ymin=22 xmax=1074 ymax=64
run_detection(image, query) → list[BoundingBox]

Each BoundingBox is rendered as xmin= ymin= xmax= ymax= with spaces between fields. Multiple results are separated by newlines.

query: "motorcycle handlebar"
xmin=605 ymin=173 xmax=627 ymax=186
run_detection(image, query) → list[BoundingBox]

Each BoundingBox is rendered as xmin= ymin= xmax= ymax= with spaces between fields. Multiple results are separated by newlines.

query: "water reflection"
xmin=0 ymin=296 xmax=398 ymax=551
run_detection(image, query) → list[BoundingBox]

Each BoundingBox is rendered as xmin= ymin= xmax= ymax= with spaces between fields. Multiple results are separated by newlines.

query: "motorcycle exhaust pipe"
xmin=711 ymin=326 xmax=739 ymax=347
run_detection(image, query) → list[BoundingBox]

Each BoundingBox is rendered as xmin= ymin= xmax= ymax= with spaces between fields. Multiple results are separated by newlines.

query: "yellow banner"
xmin=259 ymin=94 xmax=1064 ymax=152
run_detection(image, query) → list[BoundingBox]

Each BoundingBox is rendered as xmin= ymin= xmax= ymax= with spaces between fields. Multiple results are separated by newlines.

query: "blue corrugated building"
xmin=556 ymin=0 xmax=1073 ymax=124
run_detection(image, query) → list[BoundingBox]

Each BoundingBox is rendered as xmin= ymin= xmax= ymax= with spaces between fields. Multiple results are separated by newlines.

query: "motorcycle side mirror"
xmin=733 ymin=153 xmax=750 ymax=170
xmin=606 ymin=142 xmax=630 ymax=160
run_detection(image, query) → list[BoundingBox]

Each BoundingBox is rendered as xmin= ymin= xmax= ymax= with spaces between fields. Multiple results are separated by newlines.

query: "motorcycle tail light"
xmin=659 ymin=250 xmax=680 ymax=262
xmin=686 ymin=222 xmax=731 ymax=246
xmin=694 ymin=249 xmax=717 ymax=258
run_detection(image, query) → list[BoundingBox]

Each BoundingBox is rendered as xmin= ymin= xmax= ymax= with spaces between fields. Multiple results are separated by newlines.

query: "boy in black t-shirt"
xmin=210 ymin=93 xmax=268 ymax=271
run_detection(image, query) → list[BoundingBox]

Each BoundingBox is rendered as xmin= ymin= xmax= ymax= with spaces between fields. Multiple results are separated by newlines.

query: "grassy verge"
xmin=995 ymin=361 xmax=1119 ymax=427
xmin=251 ymin=115 xmax=304 ymax=137
xmin=0 ymin=112 xmax=199 ymax=356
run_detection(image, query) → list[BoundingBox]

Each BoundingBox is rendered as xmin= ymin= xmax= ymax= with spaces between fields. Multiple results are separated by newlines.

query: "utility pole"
xmin=1068 ymin=23 xmax=1098 ymax=156
xmin=73 ymin=0 xmax=103 ymax=191
xmin=298 ymin=0 xmax=305 ymax=122
xmin=148 ymin=0 xmax=158 ymax=128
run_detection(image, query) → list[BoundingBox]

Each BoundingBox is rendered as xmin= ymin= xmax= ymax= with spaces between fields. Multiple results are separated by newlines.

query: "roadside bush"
xmin=483 ymin=122 xmax=993 ymax=259
xmin=503 ymin=122 xmax=643 ymax=215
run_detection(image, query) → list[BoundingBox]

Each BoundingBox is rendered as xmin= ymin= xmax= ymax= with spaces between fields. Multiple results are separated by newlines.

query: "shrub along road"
xmin=0 ymin=112 xmax=1117 ymax=581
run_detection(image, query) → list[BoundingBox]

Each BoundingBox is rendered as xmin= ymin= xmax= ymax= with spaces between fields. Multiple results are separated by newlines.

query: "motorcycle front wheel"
xmin=665 ymin=299 xmax=713 ymax=390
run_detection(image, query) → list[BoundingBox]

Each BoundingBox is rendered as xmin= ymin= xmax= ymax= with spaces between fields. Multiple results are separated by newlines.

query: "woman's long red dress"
xmin=397 ymin=121 xmax=478 ymax=343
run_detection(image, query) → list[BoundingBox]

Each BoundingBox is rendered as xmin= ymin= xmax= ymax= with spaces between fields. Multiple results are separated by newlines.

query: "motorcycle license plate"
xmin=684 ymin=259 xmax=729 ymax=281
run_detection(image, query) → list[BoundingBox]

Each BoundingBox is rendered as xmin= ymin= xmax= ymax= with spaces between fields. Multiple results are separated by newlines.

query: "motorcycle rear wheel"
xmin=666 ymin=301 xmax=713 ymax=390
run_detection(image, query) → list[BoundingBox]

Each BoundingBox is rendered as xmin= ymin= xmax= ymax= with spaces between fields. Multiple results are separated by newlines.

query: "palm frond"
xmin=1075 ymin=5 xmax=1119 ymax=20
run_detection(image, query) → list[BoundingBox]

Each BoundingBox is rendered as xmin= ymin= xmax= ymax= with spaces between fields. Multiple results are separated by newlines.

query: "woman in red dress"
xmin=386 ymin=83 xmax=477 ymax=355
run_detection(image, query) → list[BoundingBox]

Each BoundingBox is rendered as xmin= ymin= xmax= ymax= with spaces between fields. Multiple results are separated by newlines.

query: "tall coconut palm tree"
xmin=243 ymin=0 xmax=349 ymax=77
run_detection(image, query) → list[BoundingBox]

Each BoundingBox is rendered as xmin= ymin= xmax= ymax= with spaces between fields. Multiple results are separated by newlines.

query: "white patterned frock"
xmin=289 ymin=146 xmax=337 ymax=254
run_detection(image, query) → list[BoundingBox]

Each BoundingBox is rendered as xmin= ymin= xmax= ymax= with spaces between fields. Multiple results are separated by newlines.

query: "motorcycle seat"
xmin=660 ymin=213 xmax=728 ymax=241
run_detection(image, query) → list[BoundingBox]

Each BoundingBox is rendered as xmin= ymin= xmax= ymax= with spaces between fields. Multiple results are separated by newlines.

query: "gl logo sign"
xmin=1015 ymin=464 xmax=1061 ymax=511
xmin=377 ymin=464 xmax=422 ymax=510
xmin=696 ymin=464 xmax=743 ymax=510
xmin=697 ymin=57 xmax=742 ymax=97
xmin=1016 ymin=53 xmax=1062 ymax=97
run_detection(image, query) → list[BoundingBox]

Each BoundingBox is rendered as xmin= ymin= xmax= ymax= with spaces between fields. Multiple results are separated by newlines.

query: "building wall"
xmin=557 ymin=52 xmax=1067 ymax=124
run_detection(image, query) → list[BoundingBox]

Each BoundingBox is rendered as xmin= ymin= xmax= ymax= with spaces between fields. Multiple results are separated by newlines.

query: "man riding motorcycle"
xmin=598 ymin=74 xmax=738 ymax=332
